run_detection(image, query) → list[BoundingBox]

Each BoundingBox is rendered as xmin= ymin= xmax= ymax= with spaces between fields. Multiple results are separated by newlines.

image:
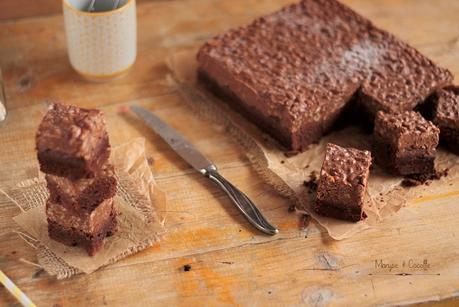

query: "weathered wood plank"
xmin=0 ymin=0 xmax=62 ymax=21
xmin=0 ymin=0 xmax=156 ymax=21
xmin=2 ymin=196 xmax=459 ymax=306
xmin=1 ymin=0 xmax=459 ymax=306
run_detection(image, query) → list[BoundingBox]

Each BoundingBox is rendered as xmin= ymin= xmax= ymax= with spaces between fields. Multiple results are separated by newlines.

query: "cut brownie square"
xmin=46 ymin=198 xmax=117 ymax=256
xmin=373 ymin=111 xmax=439 ymax=175
xmin=46 ymin=197 xmax=116 ymax=235
xmin=315 ymin=143 xmax=371 ymax=222
xmin=46 ymin=164 xmax=117 ymax=211
xmin=197 ymin=0 xmax=452 ymax=152
xmin=432 ymin=86 xmax=459 ymax=155
xmin=36 ymin=103 xmax=111 ymax=180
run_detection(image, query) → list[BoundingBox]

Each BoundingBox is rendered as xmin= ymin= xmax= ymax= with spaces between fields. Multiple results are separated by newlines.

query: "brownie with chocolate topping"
xmin=314 ymin=143 xmax=371 ymax=222
xmin=36 ymin=103 xmax=111 ymax=180
xmin=432 ymin=86 xmax=459 ymax=154
xmin=46 ymin=164 xmax=117 ymax=211
xmin=373 ymin=111 xmax=439 ymax=175
xmin=197 ymin=0 xmax=452 ymax=151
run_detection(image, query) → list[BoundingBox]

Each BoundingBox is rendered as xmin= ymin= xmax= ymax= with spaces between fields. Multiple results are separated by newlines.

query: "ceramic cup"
xmin=63 ymin=0 xmax=137 ymax=81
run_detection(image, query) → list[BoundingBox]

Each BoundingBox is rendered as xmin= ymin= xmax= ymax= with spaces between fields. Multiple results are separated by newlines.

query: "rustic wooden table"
xmin=1 ymin=0 xmax=459 ymax=306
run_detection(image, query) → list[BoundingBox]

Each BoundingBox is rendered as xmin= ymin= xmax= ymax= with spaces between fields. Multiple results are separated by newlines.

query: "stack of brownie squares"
xmin=36 ymin=103 xmax=118 ymax=256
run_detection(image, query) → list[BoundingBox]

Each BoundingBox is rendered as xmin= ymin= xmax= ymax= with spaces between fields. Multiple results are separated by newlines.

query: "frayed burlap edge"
xmin=6 ymin=170 xmax=162 ymax=279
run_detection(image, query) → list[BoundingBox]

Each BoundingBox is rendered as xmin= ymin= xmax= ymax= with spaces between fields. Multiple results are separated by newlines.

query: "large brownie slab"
xmin=315 ymin=143 xmax=372 ymax=222
xmin=432 ymin=86 xmax=459 ymax=155
xmin=197 ymin=0 xmax=452 ymax=151
xmin=373 ymin=111 xmax=439 ymax=175
xmin=36 ymin=103 xmax=111 ymax=179
xmin=46 ymin=163 xmax=117 ymax=212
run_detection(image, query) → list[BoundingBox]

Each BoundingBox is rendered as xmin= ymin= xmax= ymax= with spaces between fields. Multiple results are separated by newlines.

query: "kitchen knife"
xmin=130 ymin=105 xmax=279 ymax=235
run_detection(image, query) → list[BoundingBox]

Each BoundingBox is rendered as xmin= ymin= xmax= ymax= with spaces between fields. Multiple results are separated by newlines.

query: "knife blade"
xmin=130 ymin=105 xmax=279 ymax=235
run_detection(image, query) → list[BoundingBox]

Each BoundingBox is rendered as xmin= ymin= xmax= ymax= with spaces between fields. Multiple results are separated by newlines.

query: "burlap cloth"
xmin=4 ymin=138 xmax=166 ymax=279
xmin=168 ymin=48 xmax=459 ymax=240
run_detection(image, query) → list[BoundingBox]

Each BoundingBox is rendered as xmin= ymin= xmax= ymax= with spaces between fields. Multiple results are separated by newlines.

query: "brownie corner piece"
xmin=36 ymin=103 xmax=111 ymax=179
xmin=373 ymin=110 xmax=439 ymax=175
xmin=315 ymin=143 xmax=371 ymax=222
xmin=432 ymin=86 xmax=459 ymax=154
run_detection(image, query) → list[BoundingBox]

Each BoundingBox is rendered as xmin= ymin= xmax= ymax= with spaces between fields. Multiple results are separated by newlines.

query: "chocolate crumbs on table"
xmin=303 ymin=171 xmax=318 ymax=193
xmin=183 ymin=264 xmax=192 ymax=272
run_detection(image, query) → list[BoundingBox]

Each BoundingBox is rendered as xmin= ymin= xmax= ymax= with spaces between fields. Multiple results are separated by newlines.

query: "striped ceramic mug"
xmin=63 ymin=0 xmax=137 ymax=81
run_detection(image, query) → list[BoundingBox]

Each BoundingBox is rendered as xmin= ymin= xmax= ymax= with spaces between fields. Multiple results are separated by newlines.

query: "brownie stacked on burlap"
xmin=36 ymin=103 xmax=117 ymax=256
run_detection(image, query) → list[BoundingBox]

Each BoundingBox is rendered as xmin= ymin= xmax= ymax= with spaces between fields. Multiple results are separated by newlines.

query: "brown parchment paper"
xmin=168 ymin=48 xmax=459 ymax=240
xmin=8 ymin=138 xmax=166 ymax=279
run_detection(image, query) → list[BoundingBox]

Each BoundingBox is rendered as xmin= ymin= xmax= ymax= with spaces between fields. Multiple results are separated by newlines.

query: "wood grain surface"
xmin=0 ymin=0 xmax=151 ymax=21
xmin=1 ymin=0 xmax=459 ymax=306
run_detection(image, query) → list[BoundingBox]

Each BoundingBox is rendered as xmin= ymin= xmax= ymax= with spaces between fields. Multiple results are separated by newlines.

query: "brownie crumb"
xmin=183 ymin=264 xmax=192 ymax=272
xmin=299 ymin=214 xmax=311 ymax=233
xmin=284 ymin=151 xmax=299 ymax=158
xmin=401 ymin=177 xmax=422 ymax=187
xmin=401 ymin=169 xmax=449 ymax=187
xmin=288 ymin=205 xmax=296 ymax=213
xmin=303 ymin=171 xmax=318 ymax=193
